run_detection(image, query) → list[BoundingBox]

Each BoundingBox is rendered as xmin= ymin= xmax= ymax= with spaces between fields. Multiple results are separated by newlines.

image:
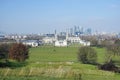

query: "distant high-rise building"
xmin=70 ymin=28 xmax=73 ymax=36
xmin=85 ymin=28 xmax=92 ymax=35
xmin=55 ymin=30 xmax=56 ymax=34
xmin=54 ymin=30 xmax=57 ymax=40
xmin=74 ymin=26 xmax=77 ymax=35
xmin=79 ymin=26 xmax=82 ymax=34
xmin=74 ymin=26 xmax=81 ymax=36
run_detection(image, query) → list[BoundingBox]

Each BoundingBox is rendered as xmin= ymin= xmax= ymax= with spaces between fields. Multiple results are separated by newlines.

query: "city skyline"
xmin=0 ymin=0 xmax=120 ymax=34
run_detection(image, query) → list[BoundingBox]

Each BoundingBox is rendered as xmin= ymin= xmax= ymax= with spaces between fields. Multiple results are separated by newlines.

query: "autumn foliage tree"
xmin=9 ymin=43 xmax=29 ymax=62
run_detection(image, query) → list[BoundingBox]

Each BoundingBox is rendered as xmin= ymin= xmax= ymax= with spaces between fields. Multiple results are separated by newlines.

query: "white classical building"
xmin=67 ymin=37 xmax=90 ymax=46
xmin=43 ymin=32 xmax=90 ymax=47
xmin=54 ymin=32 xmax=68 ymax=47
xmin=80 ymin=40 xmax=91 ymax=46
xmin=67 ymin=37 xmax=81 ymax=43
xmin=55 ymin=40 xmax=67 ymax=47
xmin=21 ymin=40 xmax=39 ymax=47
xmin=42 ymin=37 xmax=55 ymax=44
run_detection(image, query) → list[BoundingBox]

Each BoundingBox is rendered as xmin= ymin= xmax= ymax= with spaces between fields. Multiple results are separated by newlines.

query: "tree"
xmin=115 ymin=39 xmax=120 ymax=46
xmin=9 ymin=43 xmax=29 ymax=62
xmin=0 ymin=44 xmax=10 ymax=62
xmin=104 ymin=44 xmax=120 ymax=66
xmin=106 ymin=44 xmax=120 ymax=56
xmin=90 ymin=39 xmax=98 ymax=46
xmin=78 ymin=46 xmax=97 ymax=64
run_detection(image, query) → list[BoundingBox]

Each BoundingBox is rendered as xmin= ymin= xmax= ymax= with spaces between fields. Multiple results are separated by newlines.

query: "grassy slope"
xmin=0 ymin=46 xmax=120 ymax=80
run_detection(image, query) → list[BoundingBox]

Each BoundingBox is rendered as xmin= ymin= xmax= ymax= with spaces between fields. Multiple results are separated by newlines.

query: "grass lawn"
xmin=29 ymin=46 xmax=78 ymax=62
xmin=0 ymin=46 xmax=120 ymax=80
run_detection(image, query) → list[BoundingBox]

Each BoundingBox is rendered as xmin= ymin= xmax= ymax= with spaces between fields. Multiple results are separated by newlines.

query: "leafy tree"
xmin=0 ymin=44 xmax=10 ymax=62
xmin=78 ymin=46 xmax=97 ymax=64
xmin=9 ymin=43 xmax=29 ymax=62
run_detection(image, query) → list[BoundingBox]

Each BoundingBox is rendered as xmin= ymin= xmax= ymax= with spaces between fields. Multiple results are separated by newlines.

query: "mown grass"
xmin=29 ymin=46 xmax=78 ymax=62
xmin=0 ymin=46 xmax=120 ymax=80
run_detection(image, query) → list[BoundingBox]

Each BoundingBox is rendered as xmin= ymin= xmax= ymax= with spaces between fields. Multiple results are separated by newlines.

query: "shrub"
xmin=78 ymin=46 xmax=97 ymax=64
xmin=98 ymin=60 xmax=120 ymax=73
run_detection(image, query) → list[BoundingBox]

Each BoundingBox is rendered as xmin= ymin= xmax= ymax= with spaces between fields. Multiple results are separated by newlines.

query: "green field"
xmin=0 ymin=46 xmax=120 ymax=80
xmin=29 ymin=46 xmax=78 ymax=62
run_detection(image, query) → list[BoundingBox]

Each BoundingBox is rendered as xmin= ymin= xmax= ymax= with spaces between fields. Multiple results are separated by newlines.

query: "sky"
xmin=0 ymin=0 xmax=120 ymax=34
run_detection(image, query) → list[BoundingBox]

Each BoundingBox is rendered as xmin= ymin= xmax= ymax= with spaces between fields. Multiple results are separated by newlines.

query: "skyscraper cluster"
xmin=68 ymin=26 xmax=92 ymax=36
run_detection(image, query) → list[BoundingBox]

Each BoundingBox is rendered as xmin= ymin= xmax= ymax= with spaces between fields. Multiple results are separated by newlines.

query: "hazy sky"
xmin=0 ymin=0 xmax=120 ymax=34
